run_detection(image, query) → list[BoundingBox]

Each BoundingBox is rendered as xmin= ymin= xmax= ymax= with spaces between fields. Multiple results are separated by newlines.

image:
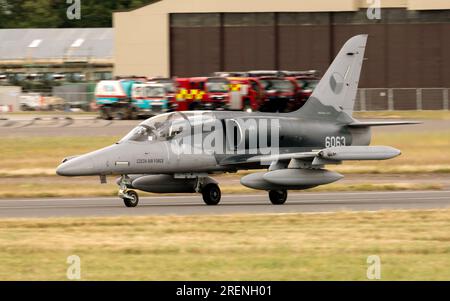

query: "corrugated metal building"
xmin=0 ymin=28 xmax=114 ymax=82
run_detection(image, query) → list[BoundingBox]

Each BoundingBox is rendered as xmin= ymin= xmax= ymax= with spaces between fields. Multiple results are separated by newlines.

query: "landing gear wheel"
xmin=114 ymin=109 xmax=127 ymax=120
xmin=269 ymin=190 xmax=288 ymax=205
xmin=129 ymin=108 xmax=138 ymax=120
xmin=99 ymin=108 xmax=112 ymax=120
xmin=202 ymin=184 xmax=221 ymax=206
xmin=123 ymin=190 xmax=139 ymax=208
xmin=242 ymin=100 xmax=253 ymax=113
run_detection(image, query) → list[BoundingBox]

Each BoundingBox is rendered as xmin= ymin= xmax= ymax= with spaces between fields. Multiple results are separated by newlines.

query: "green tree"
xmin=0 ymin=0 xmax=155 ymax=28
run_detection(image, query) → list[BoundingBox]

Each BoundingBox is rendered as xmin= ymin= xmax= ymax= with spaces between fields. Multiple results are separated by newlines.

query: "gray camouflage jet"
xmin=57 ymin=35 xmax=418 ymax=207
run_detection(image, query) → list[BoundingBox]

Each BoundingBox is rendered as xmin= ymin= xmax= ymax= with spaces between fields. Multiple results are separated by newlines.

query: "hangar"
xmin=0 ymin=28 xmax=113 ymax=82
xmin=114 ymin=0 xmax=450 ymax=90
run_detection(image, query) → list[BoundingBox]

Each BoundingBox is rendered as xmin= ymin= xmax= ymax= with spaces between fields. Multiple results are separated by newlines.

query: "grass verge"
xmin=0 ymin=209 xmax=449 ymax=280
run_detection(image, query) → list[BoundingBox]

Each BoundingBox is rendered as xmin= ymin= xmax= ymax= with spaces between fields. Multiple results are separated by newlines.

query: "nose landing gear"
xmin=120 ymin=189 xmax=139 ymax=208
xmin=118 ymin=175 xmax=139 ymax=208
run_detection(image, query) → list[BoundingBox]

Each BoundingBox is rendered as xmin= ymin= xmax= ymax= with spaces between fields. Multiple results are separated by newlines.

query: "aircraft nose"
xmin=56 ymin=155 xmax=95 ymax=176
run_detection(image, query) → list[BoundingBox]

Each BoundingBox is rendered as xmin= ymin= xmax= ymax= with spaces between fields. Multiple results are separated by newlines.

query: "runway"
xmin=0 ymin=190 xmax=449 ymax=218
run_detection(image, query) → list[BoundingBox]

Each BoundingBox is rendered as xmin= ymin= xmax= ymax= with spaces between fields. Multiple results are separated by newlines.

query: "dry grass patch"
xmin=0 ymin=209 xmax=449 ymax=280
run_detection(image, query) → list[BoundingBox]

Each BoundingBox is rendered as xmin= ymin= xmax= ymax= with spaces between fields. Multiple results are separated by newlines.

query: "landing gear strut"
xmin=269 ymin=190 xmax=288 ymax=205
xmin=202 ymin=183 xmax=221 ymax=206
xmin=118 ymin=175 xmax=139 ymax=208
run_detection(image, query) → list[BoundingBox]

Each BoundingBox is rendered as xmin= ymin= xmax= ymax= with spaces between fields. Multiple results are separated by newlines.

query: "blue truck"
xmin=95 ymin=80 xmax=172 ymax=120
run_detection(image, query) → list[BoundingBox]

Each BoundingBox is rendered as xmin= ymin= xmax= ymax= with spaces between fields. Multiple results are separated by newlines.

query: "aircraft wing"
xmin=245 ymin=152 xmax=318 ymax=163
xmin=347 ymin=121 xmax=421 ymax=127
xmin=219 ymin=146 xmax=400 ymax=166
xmin=219 ymin=152 xmax=317 ymax=165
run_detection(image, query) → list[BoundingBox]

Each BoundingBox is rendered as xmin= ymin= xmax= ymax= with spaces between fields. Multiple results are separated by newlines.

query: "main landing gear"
xmin=269 ymin=190 xmax=288 ymax=205
xmin=202 ymin=183 xmax=222 ymax=206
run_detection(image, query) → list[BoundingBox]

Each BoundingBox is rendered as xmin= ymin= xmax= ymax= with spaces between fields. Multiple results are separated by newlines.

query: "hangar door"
xmin=169 ymin=12 xmax=332 ymax=77
xmin=222 ymin=13 xmax=276 ymax=72
xmin=169 ymin=11 xmax=450 ymax=88
xmin=170 ymin=14 xmax=222 ymax=77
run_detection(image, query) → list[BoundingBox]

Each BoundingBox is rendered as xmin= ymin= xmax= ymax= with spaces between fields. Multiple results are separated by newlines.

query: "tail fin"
xmin=292 ymin=34 xmax=368 ymax=120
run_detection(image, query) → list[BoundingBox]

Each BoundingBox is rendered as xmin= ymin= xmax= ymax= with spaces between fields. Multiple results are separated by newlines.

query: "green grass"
xmin=0 ymin=209 xmax=449 ymax=280
xmin=0 ymin=136 xmax=119 ymax=170
xmin=341 ymin=130 xmax=450 ymax=172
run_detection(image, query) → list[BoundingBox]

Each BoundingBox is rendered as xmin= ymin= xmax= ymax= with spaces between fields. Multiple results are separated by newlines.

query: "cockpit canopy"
xmin=119 ymin=112 xmax=216 ymax=143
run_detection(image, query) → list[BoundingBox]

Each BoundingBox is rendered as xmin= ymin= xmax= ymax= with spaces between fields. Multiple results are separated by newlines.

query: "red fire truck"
xmin=175 ymin=77 xmax=230 ymax=111
xmin=227 ymin=77 xmax=266 ymax=112
xmin=258 ymin=76 xmax=301 ymax=112
xmin=294 ymin=75 xmax=320 ymax=103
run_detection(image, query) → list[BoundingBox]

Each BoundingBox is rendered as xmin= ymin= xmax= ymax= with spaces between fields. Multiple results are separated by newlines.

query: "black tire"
xmin=202 ymin=184 xmax=221 ymax=206
xmin=129 ymin=108 xmax=139 ymax=120
xmin=99 ymin=108 xmax=112 ymax=120
xmin=114 ymin=109 xmax=127 ymax=120
xmin=123 ymin=190 xmax=139 ymax=208
xmin=269 ymin=190 xmax=288 ymax=205
xmin=242 ymin=99 xmax=253 ymax=113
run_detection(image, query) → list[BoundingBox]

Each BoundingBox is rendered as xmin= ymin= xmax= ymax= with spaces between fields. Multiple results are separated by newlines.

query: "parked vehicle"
xmin=284 ymin=70 xmax=320 ymax=77
xmin=213 ymin=71 xmax=248 ymax=78
xmin=294 ymin=75 xmax=320 ymax=103
xmin=227 ymin=77 xmax=266 ymax=112
xmin=247 ymin=70 xmax=286 ymax=78
xmin=258 ymin=77 xmax=300 ymax=112
xmin=19 ymin=93 xmax=42 ymax=111
xmin=95 ymin=79 xmax=144 ymax=120
xmin=19 ymin=93 xmax=65 ymax=111
xmin=148 ymin=78 xmax=177 ymax=109
xmin=131 ymin=83 xmax=173 ymax=116
xmin=175 ymin=77 xmax=230 ymax=111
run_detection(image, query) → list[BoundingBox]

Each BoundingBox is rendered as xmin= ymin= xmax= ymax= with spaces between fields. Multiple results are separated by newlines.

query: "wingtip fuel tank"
xmin=241 ymin=169 xmax=343 ymax=191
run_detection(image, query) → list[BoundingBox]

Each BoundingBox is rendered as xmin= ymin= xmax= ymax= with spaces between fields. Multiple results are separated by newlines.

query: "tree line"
xmin=0 ymin=0 xmax=154 ymax=28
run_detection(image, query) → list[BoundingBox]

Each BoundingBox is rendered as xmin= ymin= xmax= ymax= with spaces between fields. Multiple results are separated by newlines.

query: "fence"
xmin=52 ymin=87 xmax=450 ymax=112
xmin=9 ymin=87 xmax=450 ymax=112
xmin=355 ymin=88 xmax=449 ymax=111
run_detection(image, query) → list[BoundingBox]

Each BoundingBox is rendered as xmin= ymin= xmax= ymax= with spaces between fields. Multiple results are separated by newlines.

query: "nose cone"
xmin=56 ymin=155 xmax=95 ymax=176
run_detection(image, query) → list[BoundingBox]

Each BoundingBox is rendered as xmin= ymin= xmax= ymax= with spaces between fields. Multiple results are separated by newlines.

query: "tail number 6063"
xmin=325 ymin=136 xmax=346 ymax=148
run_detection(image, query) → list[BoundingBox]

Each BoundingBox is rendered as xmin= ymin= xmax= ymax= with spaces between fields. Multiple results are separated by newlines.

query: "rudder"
xmin=292 ymin=34 xmax=368 ymax=120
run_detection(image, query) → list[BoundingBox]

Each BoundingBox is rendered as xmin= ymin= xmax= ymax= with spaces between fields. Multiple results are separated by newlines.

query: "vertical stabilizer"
xmin=292 ymin=35 xmax=368 ymax=120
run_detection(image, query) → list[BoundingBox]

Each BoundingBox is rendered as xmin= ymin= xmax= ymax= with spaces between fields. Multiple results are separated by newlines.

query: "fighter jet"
xmin=57 ymin=35 xmax=418 ymax=207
